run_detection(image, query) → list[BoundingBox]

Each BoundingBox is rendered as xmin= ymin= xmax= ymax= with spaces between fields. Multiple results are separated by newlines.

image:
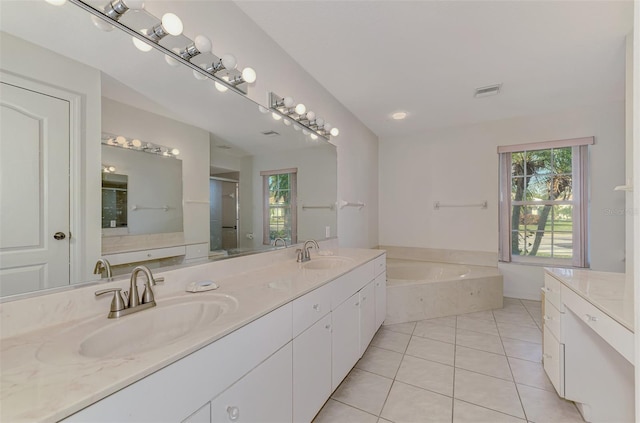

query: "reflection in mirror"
xmin=0 ymin=0 xmax=337 ymax=298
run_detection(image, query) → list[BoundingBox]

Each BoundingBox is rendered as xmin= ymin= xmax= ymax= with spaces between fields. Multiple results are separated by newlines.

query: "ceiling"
xmin=236 ymin=1 xmax=633 ymax=139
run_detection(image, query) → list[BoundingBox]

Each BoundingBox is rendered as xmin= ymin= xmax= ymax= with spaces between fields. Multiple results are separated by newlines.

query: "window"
xmin=498 ymin=137 xmax=592 ymax=267
xmin=261 ymin=168 xmax=297 ymax=245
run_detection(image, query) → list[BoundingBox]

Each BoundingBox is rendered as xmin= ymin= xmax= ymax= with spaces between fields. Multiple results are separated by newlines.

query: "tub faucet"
xmin=301 ymin=239 xmax=320 ymax=262
xmin=273 ymin=237 xmax=287 ymax=248
xmin=95 ymin=265 xmax=164 ymax=319
xmin=93 ymin=258 xmax=112 ymax=279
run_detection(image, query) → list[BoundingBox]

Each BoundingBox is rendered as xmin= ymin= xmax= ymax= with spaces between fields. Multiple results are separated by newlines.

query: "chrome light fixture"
xmin=268 ymin=92 xmax=339 ymax=141
xmin=102 ymin=133 xmax=180 ymax=158
xmin=103 ymin=0 xmax=144 ymax=20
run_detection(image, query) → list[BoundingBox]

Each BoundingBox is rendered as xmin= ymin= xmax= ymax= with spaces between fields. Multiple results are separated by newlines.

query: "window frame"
xmin=498 ymin=137 xmax=592 ymax=268
xmin=261 ymin=168 xmax=298 ymax=246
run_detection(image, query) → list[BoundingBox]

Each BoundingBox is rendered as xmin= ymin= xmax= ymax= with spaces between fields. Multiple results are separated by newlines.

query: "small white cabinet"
xmin=374 ymin=273 xmax=386 ymax=329
xmin=210 ymin=343 xmax=293 ymax=423
xmin=293 ymin=314 xmax=332 ymax=423
xmin=331 ymin=292 xmax=361 ymax=391
xmin=359 ymin=280 xmax=376 ymax=355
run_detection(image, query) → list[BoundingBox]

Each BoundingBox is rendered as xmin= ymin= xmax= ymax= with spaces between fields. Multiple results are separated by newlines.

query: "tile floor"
xmin=313 ymin=297 xmax=584 ymax=423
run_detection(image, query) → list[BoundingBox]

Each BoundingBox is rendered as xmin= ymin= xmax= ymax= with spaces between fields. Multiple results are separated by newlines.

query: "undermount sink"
xmin=302 ymin=256 xmax=354 ymax=270
xmin=36 ymin=294 xmax=238 ymax=364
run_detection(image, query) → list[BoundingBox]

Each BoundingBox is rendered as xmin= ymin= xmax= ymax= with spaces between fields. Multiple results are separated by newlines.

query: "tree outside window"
xmin=262 ymin=169 xmax=297 ymax=245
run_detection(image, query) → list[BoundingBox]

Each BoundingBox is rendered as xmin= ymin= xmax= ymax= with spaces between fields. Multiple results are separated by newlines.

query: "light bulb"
xmin=283 ymin=97 xmax=295 ymax=108
xmin=303 ymin=129 xmax=310 ymax=136
xmin=132 ymin=34 xmax=152 ymax=52
xmin=306 ymin=111 xmax=316 ymax=121
xmin=45 ymin=0 xmax=66 ymax=5
xmin=293 ymin=125 xmax=301 ymax=131
xmin=108 ymin=166 xmax=116 ymax=172
xmin=116 ymin=136 xmax=127 ymax=145
xmin=221 ymin=54 xmax=237 ymax=70
xmin=215 ymin=76 xmax=229 ymax=92
xmin=316 ymin=118 xmax=325 ymax=126
xmin=272 ymin=112 xmax=282 ymax=121
xmin=161 ymin=13 xmax=183 ymax=36
xmin=194 ymin=35 xmax=212 ymax=54
xmin=310 ymin=134 xmax=318 ymax=140
xmin=258 ymin=105 xmax=269 ymax=114
xmin=165 ymin=53 xmax=180 ymax=67
xmin=131 ymin=139 xmax=142 ymax=147
xmin=295 ymin=103 xmax=306 ymax=115
xmin=171 ymin=148 xmax=180 ymax=155
xmin=122 ymin=0 xmax=145 ymax=9
xmin=392 ymin=111 xmax=407 ymax=120
xmin=330 ymin=127 xmax=339 ymax=137
xmin=193 ymin=68 xmax=208 ymax=80
xmin=90 ymin=15 xmax=114 ymax=31
xmin=324 ymin=123 xmax=333 ymax=132
xmin=241 ymin=67 xmax=257 ymax=84
xmin=283 ymin=119 xmax=292 ymax=126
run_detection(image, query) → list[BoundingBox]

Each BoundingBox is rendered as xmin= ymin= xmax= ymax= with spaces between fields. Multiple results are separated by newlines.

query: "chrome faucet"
xmin=95 ymin=265 xmax=164 ymax=318
xmin=93 ymin=258 xmax=112 ymax=279
xmin=297 ymin=239 xmax=319 ymax=263
xmin=273 ymin=237 xmax=287 ymax=248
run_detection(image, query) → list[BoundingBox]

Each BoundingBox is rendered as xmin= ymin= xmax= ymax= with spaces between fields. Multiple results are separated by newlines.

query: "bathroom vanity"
xmin=0 ymin=246 xmax=386 ymax=422
xmin=542 ymin=268 xmax=634 ymax=422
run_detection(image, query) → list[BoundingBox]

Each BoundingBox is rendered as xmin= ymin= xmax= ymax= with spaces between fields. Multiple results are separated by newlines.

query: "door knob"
xmin=53 ymin=232 xmax=66 ymax=240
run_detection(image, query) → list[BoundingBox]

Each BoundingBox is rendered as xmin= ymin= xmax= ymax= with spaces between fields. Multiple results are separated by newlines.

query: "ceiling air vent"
xmin=474 ymin=84 xmax=502 ymax=98
xmin=261 ymin=130 xmax=280 ymax=137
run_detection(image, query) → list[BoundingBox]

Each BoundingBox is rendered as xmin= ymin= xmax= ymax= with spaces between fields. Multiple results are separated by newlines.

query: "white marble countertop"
xmin=544 ymin=267 xmax=633 ymax=332
xmin=0 ymin=247 xmax=383 ymax=422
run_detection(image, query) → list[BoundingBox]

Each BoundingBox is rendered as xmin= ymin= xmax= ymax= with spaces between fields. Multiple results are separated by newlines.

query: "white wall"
xmin=102 ymin=98 xmax=210 ymax=247
xmin=144 ymin=2 xmax=380 ymax=248
xmin=0 ymin=31 xmax=101 ymax=284
xmin=380 ymin=102 xmax=626 ymax=299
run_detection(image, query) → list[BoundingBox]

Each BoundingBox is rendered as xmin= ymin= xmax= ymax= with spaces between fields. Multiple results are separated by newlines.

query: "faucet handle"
xmin=152 ymin=276 xmax=164 ymax=286
xmin=95 ymin=288 xmax=126 ymax=313
xmin=296 ymin=249 xmax=304 ymax=263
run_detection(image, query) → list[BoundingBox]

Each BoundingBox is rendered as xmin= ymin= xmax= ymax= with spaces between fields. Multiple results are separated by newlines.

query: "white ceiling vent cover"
xmin=474 ymin=84 xmax=502 ymax=98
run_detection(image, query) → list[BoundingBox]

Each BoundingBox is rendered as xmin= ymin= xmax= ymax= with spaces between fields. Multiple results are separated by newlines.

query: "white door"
xmin=0 ymin=81 xmax=70 ymax=296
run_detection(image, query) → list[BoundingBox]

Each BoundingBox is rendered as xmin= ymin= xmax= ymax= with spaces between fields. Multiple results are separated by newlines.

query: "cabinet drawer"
xmin=543 ymin=299 xmax=562 ymax=341
xmin=543 ymin=328 xmax=565 ymax=398
xmin=373 ymin=254 xmax=386 ymax=277
xmin=543 ymin=274 xmax=564 ymax=312
xmin=562 ymin=286 xmax=634 ymax=364
xmin=292 ymin=282 xmax=332 ymax=337
xmin=331 ymin=262 xmax=374 ymax=309
xmin=103 ymin=245 xmax=186 ymax=266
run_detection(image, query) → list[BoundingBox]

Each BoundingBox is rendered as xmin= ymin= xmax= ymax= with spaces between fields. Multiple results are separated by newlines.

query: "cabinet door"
xmin=210 ymin=343 xmax=293 ymax=423
xmin=331 ymin=293 xmax=361 ymax=391
xmin=374 ymin=273 xmax=386 ymax=330
xmin=293 ymin=314 xmax=332 ymax=423
xmin=543 ymin=327 xmax=564 ymax=398
xmin=359 ymin=280 xmax=376 ymax=356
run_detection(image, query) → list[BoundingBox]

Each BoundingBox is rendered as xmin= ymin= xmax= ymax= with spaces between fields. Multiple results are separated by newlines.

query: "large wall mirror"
xmin=0 ymin=0 xmax=337 ymax=298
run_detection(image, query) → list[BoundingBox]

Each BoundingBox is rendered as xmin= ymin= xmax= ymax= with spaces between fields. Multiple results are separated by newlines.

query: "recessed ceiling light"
xmin=392 ymin=112 xmax=407 ymax=120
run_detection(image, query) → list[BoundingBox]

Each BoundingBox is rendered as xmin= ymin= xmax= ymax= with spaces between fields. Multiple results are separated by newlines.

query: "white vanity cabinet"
xmin=359 ymin=280 xmax=377 ymax=355
xmin=210 ymin=343 xmax=293 ymax=423
xmin=331 ymin=291 xmax=362 ymax=391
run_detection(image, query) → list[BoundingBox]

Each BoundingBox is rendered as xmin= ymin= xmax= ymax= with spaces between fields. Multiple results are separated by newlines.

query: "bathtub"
xmin=385 ymin=258 xmax=503 ymax=324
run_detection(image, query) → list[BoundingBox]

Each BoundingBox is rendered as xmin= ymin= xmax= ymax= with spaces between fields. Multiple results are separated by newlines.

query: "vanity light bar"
xmin=67 ymin=0 xmax=256 ymax=95
xmin=268 ymin=92 xmax=339 ymax=141
xmin=101 ymin=133 xmax=180 ymax=158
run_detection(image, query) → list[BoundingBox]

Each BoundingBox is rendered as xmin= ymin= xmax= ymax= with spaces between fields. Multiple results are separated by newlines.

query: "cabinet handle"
xmin=325 ymin=324 xmax=331 ymax=330
xmin=227 ymin=406 xmax=240 ymax=421
xmin=376 ymin=282 xmax=380 ymax=287
xmin=585 ymin=314 xmax=598 ymax=322
xmin=543 ymin=315 xmax=552 ymax=321
xmin=362 ymin=296 xmax=367 ymax=301
xmin=543 ymin=353 xmax=552 ymax=359
xmin=355 ymin=301 xmax=360 ymax=306
xmin=541 ymin=287 xmax=550 ymax=293
xmin=313 ymin=304 xmax=321 ymax=312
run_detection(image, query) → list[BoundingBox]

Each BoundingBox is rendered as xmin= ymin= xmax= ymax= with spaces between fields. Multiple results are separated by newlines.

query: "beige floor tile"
xmin=456 ymin=328 xmax=505 ymax=355
xmin=493 ymin=310 xmax=538 ymax=328
xmin=377 ymin=419 xmax=393 ymax=423
xmin=497 ymin=322 xmax=542 ymax=344
xmin=459 ymin=310 xmax=495 ymax=321
xmin=456 ymin=316 xmax=499 ymax=336
xmin=503 ymin=297 xmax=523 ymax=305
xmin=422 ymin=315 xmax=457 ymax=328
xmin=383 ymin=321 xmax=417 ymax=335
xmin=453 ymin=399 xmax=526 ymax=423
xmin=508 ymin=357 xmax=554 ymax=391
xmin=455 ymin=346 xmax=513 ymax=381
xmin=454 ymin=369 xmax=525 ymax=419
xmin=381 ymin=381 xmax=453 ymax=423
xmin=502 ymin=338 xmax=542 ymax=363
xmin=395 ymin=354 xmax=454 ymax=396
xmin=332 ymin=368 xmax=393 ymax=415
xmin=313 ymin=399 xmax=378 ymax=423
xmin=413 ymin=320 xmax=456 ymax=344
xmin=405 ymin=336 xmax=455 ymax=366
xmin=520 ymin=299 xmax=542 ymax=310
xmin=371 ymin=329 xmax=412 ymax=353
xmin=517 ymin=384 xmax=584 ymax=422
xmin=356 ymin=346 xmax=404 ymax=379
